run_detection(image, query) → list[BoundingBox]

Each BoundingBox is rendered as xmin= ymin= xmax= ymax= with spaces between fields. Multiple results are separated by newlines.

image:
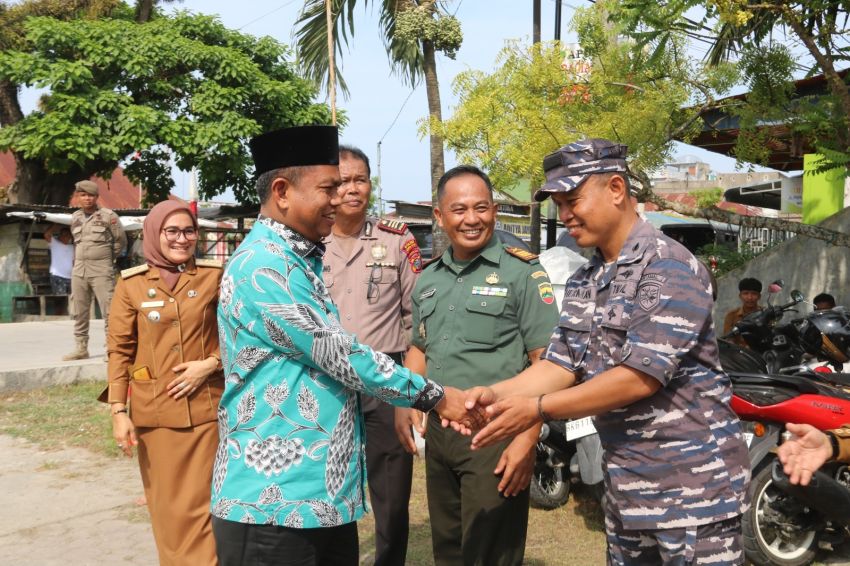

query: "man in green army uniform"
xmin=394 ymin=165 xmax=558 ymax=565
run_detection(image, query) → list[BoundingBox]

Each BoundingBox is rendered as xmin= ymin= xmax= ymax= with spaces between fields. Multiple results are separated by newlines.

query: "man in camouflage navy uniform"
xmin=64 ymin=180 xmax=127 ymax=360
xmin=464 ymin=140 xmax=750 ymax=565
xmin=396 ymin=165 xmax=559 ymax=565
xmin=323 ymin=145 xmax=423 ymax=566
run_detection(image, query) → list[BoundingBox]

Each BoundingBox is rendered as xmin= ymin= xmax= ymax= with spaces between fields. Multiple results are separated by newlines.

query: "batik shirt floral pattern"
xmin=211 ymin=217 xmax=443 ymax=528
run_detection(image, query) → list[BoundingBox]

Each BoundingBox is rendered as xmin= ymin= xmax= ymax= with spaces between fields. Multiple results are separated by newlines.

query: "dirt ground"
xmin=0 ymin=434 xmax=158 ymax=566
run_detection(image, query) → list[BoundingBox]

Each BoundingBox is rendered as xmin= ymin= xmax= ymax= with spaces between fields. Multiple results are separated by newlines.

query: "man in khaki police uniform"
xmin=64 ymin=180 xmax=127 ymax=360
xmin=323 ymin=145 xmax=423 ymax=566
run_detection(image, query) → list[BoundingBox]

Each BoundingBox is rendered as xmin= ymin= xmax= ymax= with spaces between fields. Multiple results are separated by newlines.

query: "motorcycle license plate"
xmin=565 ymin=417 xmax=597 ymax=441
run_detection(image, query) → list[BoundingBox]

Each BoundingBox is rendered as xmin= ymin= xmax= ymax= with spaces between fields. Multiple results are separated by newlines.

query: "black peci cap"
xmin=249 ymin=125 xmax=339 ymax=175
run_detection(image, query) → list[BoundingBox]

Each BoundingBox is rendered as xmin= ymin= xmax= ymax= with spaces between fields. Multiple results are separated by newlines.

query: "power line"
xmin=379 ymin=86 xmax=418 ymax=143
xmin=237 ymin=0 xmax=300 ymax=30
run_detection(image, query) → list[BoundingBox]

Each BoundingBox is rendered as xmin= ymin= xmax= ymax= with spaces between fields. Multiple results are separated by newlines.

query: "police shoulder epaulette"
xmin=422 ymin=253 xmax=443 ymax=270
xmin=377 ymin=219 xmax=408 ymax=235
xmin=195 ymin=258 xmax=223 ymax=269
xmin=121 ymin=264 xmax=149 ymax=279
xmin=504 ymin=246 xmax=539 ymax=263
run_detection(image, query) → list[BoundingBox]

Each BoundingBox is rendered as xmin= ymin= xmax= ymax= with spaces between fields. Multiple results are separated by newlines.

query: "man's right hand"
xmin=778 ymin=422 xmax=834 ymax=486
xmin=434 ymin=386 xmax=487 ymax=434
xmin=394 ymin=407 xmax=425 ymax=456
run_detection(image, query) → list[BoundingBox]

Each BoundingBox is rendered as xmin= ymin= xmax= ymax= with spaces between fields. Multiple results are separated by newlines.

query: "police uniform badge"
xmin=485 ymin=273 xmax=500 ymax=285
xmin=371 ymin=243 xmax=387 ymax=261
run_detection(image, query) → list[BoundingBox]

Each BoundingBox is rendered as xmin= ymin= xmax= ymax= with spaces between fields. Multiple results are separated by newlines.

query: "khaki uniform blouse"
xmin=103 ymin=260 xmax=223 ymax=428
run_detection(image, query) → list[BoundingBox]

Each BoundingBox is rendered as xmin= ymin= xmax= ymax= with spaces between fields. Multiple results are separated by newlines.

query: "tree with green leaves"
xmin=435 ymin=1 xmax=850 ymax=248
xmin=613 ymin=0 xmax=850 ymax=172
xmin=294 ymin=0 xmax=462 ymax=253
xmin=0 ymin=1 xmax=332 ymax=205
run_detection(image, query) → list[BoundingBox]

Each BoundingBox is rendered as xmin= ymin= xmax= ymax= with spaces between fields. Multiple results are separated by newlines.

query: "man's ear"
xmin=608 ymin=174 xmax=629 ymax=205
xmin=433 ymin=206 xmax=445 ymax=229
xmin=270 ymin=176 xmax=293 ymax=212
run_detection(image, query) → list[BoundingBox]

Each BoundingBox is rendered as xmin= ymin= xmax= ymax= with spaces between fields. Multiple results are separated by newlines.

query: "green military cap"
xmin=75 ymin=180 xmax=99 ymax=195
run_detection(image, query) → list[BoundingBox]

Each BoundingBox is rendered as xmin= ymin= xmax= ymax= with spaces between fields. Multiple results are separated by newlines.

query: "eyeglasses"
xmin=162 ymin=227 xmax=199 ymax=242
xmin=367 ymin=265 xmax=382 ymax=302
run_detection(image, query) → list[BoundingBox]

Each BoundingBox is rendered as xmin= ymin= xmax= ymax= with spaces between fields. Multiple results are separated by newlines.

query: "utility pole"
xmin=530 ymin=0 xmax=542 ymax=252
xmin=546 ymin=0 xmax=563 ymax=249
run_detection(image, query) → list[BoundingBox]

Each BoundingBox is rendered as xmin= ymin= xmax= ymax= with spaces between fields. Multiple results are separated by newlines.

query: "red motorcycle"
xmin=725 ymin=307 xmax=850 ymax=565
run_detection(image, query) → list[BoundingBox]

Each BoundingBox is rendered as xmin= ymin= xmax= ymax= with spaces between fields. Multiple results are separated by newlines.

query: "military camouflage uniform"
xmin=544 ymin=219 xmax=750 ymax=565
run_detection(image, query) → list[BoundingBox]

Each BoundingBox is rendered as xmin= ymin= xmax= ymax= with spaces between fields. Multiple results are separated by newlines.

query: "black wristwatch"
xmin=827 ymin=431 xmax=840 ymax=460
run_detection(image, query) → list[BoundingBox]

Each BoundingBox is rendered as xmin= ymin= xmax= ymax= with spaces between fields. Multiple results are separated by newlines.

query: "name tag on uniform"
xmin=141 ymin=300 xmax=165 ymax=308
xmin=471 ymin=286 xmax=508 ymax=297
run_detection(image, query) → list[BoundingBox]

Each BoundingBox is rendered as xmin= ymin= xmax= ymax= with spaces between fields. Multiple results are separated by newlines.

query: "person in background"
xmin=64 ymin=180 xmax=127 ymax=360
xmin=778 ymin=422 xmax=850 ymax=485
xmin=101 ymin=200 xmax=224 ymax=565
xmin=723 ymin=277 xmax=763 ymax=345
xmin=813 ymin=293 xmax=837 ymax=311
xmin=323 ymin=145 xmax=422 ymax=566
xmin=43 ymin=224 xmax=74 ymax=295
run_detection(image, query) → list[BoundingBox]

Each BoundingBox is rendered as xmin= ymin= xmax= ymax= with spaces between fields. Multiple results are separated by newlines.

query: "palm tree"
xmin=294 ymin=0 xmax=459 ymax=253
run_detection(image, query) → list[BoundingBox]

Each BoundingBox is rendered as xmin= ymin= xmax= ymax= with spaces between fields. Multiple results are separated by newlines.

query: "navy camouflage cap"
xmin=533 ymin=138 xmax=628 ymax=202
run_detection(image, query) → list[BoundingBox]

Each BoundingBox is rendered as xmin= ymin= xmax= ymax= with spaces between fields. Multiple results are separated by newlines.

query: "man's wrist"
xmin=826 ymin=431 xmax=840 ymax=460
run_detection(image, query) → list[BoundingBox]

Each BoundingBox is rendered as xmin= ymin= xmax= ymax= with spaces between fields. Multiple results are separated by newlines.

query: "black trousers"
xmin=362 ymin=351 xmax=414 ymax=566
xmin=212 ymin=516 xmax=358 ymax=566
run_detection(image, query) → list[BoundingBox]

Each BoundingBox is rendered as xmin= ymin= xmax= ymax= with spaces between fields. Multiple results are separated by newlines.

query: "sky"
xmin=19 ymin=0 xmax=772 ymax=205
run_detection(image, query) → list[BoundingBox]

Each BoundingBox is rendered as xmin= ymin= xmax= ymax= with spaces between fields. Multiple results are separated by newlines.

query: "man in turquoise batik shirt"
xmin=211 ymin=125 xmax=472 ymax=566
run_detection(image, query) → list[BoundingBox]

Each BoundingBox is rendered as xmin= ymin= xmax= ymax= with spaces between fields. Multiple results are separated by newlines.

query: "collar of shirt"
xmin=257 ymin=215 xmax=325 ymax=259
xmin=582 ymin=217 xmax=654 ymax=275
xmin=439 ymin=235 xmax=502 ymax=274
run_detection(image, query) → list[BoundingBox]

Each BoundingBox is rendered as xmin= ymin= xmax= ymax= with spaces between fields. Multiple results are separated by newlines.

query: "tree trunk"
xmin=0 ymin=79 xmax=25 ymax=127
xmin=423 ymin=38 xmax=449 ymax=256
xmin=7 ymin=157 xmax=92 ymax=206
xmin=136 ymin=0 xmax=154 ymax=23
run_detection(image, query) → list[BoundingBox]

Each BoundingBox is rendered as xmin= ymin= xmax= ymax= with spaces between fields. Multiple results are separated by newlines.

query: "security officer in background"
xmin=323 ymin=145 xmax=422 ymax=566
xmin=395 ymin=165 xmax=558 ymax=565
xmin=64 ymin=180 xmax=127 ymax=360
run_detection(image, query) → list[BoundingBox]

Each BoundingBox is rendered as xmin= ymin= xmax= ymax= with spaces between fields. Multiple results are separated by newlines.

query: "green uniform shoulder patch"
xmin=377 ymin=219 xmax=408 ymax=235
xmin=121 ymin=264 xmax=149 ymax=279
xmin=504 ymin=246 xmax=539 ymax=263
xmin=195 ymin=258 xmax=223 ymax=269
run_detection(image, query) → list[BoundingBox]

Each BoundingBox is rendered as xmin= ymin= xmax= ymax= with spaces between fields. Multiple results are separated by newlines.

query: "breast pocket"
xmin=71 ymin=225 xmax=83 ymax=244
xmin=364 ymin=266 xmax=399 ymax=309
xmin=599 ymin=302 xmax=631 ymax=364
xmin=464 ymin=296 xmax=507 ymax=344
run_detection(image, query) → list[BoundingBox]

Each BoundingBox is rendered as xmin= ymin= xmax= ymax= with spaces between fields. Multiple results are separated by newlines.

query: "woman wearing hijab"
xmin=100 ymin=200 xmax=223 ymax=565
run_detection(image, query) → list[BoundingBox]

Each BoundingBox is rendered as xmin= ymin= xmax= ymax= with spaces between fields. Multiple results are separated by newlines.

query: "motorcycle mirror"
xmin=771 ymin=279 xmax=784 ymax=288
xmin=768 ymin=280 xmax=784 ymax=294
xmin=790 ymin=289 xmax=804 ymax=303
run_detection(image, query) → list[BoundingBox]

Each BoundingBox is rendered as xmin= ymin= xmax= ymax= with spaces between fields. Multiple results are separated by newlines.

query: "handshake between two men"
xmin=396 ymin=385 xmax=547 ymax=452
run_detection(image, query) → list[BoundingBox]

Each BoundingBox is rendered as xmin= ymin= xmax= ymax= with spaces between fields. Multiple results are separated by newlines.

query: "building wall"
xmin=0 ymin=224 xmax=31 ymax=322
xmin=714 ymin=206 xmax=850 ymax=324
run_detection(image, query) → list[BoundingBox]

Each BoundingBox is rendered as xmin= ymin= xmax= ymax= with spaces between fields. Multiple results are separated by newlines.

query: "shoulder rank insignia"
xmin=195 ymin=258 xmax=223 ymax=269
xmin=377 ymin=219 xmax=408 ymax=235
xmin=504 ymin=246 xmax=539 ymax=263
xmin=121 ymin=264 xmax=150 ymax=279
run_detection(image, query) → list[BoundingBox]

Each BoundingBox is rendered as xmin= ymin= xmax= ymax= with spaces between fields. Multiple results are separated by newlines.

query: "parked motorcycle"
xmin=720 ymin=282 xmax=808 ymax=374
xmin=529 ymin=417 xmax=604 ymax=509
xmin=726 ymin=304 xmax=850 ymax=565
